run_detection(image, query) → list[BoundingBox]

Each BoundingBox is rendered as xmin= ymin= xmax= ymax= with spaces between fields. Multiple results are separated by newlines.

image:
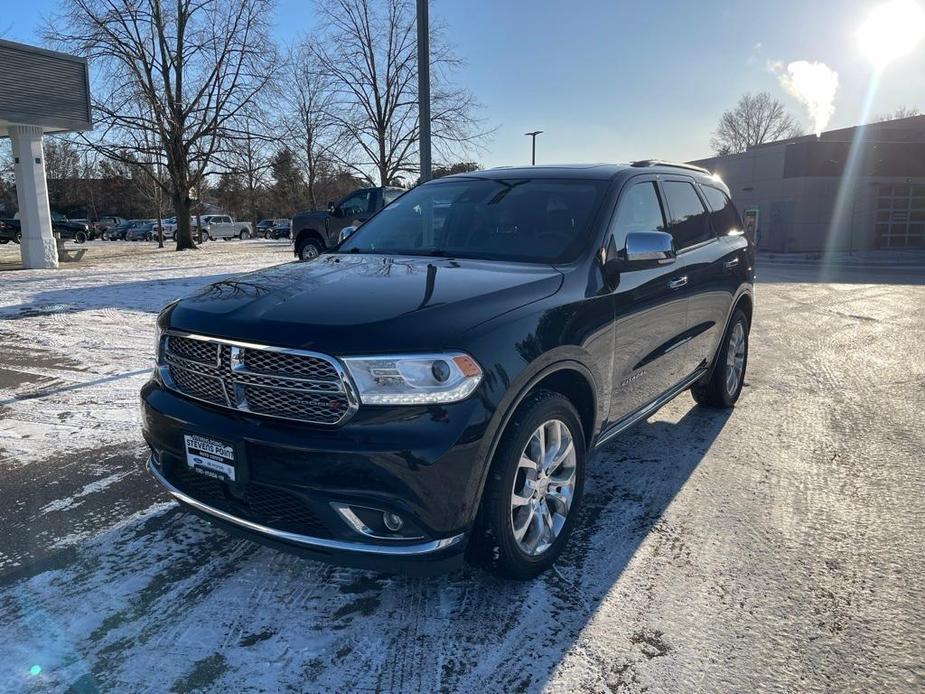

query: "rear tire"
xmin=469 ymin=390 xmax=586 ymax=579
xmin=691 ymin=308 xmax=749 ymax=408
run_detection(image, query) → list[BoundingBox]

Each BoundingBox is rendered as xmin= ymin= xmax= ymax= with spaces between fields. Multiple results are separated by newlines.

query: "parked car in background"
xmin=0 ymin=219 xmax=21 ymax=244
xmin=291 ymin=186 xmax=404 ymax=261
xmin=256 ymin=219 xmax=275 ymax=238
xmin=106 ymin=220 xmax=134 ymax=241
xmin=195 ymin=215 xmax=253 ymax=241
xmin=94 ymin=216 xmax=125 ymax=235
xmin=126 ymin=222 xmax=157 ymax=242
xmin=159 ymin=218 xmax=177 ymax=240
xmin=270 ymin=219 xmax=291 ymax=239
xmin=108 ymin=219 xmax=152 ymax=241
xmin=50 ymin=212 xmax=92 ymax=243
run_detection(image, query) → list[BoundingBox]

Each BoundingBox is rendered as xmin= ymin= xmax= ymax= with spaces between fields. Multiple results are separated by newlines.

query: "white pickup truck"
xmin=195 ymin=215 xmax=253 ymax=241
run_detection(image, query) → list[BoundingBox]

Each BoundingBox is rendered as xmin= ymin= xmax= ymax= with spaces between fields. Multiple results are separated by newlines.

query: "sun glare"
xmin=858 ymin=0 xmax=925 ymax=67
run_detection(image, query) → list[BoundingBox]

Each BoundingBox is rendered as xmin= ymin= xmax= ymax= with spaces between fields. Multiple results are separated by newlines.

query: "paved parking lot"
xmin=0 ymin=242 xmax=922 ymax=692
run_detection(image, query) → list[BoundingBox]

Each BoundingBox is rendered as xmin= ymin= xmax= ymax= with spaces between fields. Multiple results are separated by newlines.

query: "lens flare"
xmin=858 ymin=0 xmax=925 ymax=67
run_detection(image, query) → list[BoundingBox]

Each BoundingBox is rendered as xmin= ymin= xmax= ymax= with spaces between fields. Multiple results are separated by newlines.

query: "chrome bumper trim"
xmin=147 ymin=457 xmax=464 ymax=556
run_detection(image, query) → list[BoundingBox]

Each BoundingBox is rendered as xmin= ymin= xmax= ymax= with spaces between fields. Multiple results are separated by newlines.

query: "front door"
xmin=608 ymin=177 xmax=692 ymax=423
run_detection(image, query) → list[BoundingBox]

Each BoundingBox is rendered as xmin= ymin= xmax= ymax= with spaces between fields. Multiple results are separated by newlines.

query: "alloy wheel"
xmin=726 ymin=321 xmax=746 ymax=396
xmin=510 ymin=419 xmax=577 ymax=556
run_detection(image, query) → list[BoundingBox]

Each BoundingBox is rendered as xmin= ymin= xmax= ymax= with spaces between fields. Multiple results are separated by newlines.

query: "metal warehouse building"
xmin=691 ymin=115 xmax=925 ymax=253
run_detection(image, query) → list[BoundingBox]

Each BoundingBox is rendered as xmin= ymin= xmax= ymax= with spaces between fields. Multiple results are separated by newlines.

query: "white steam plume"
xmin=775 ymin=60 xmax=839 ymax=136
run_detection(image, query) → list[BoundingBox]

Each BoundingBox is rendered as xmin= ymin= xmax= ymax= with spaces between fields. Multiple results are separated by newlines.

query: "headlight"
xmin=342 ymin=353 xmax=483 ymax=405
xmin=153 ymin=322 xmax=164 ymax=365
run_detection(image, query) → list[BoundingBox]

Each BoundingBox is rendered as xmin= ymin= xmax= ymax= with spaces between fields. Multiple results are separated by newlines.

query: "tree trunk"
xmin=174 ymin=194 xmax=197 ymax=250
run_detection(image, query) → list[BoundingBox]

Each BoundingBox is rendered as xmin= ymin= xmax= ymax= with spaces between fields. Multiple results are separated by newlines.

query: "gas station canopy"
xmin=0 ymin=39 xmax=92 ymax=269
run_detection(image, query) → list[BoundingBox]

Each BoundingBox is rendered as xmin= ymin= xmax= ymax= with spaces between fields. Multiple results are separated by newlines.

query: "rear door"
xmin=608 ymin=177 xmax=692 ymax=422
xmin=690 ymin=183 xmax=750 ymax=366
xmin=657 ymin=177 xmax=719 ymax=378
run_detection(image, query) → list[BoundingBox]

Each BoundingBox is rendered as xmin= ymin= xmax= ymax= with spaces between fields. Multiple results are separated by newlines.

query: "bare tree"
xmin=311 ymin=0 xmax=485 ymax=186
xmin=711 ymin=92 xmax=804 ymax=155
xmin=44 ymin=0 xmax=278 ymax=250
xmin=872 ymin=106 xmax=921 ymax=123
xmin=215 ymin=111 xmax=276 ymax=230
xmin=283 ymin=42 xmax=343 ymax=209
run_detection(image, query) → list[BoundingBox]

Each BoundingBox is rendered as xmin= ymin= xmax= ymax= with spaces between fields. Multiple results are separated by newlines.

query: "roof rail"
xmin=629 ymin=159 xmax=710 ymax=174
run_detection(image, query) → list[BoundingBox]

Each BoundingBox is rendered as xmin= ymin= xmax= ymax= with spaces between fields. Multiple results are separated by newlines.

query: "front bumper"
xmin=141 ymin=379 xmax=492 ymax=573
xmin=147 ymin=457 xmax=465 ymax=573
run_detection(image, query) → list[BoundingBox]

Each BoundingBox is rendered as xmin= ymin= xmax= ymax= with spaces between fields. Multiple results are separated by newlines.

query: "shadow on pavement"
xmin=758 ymin=261 xmax=925 ymax=285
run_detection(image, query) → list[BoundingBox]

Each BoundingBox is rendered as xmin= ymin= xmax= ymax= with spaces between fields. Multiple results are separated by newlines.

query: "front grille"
xmin=169 ymin=466 xmax=332 ymax=538
xmin=161 ymin=333 xmax=354 ymax=425
xmin=242 ymin=349 xmax=339 ymax=380
xmin=168 ymin=335 xmax=219 ymax=365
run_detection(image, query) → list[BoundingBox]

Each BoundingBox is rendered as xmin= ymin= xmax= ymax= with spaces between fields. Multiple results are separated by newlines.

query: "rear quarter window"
xmin=662 ymin=180 xmax=712 ymax=250
xmin=701 ymin=185 xmax=743 ymax=236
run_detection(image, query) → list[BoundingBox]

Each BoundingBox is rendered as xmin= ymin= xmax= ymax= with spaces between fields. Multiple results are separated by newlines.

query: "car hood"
xmin=167 ymin=254 xmax=563 ymax=354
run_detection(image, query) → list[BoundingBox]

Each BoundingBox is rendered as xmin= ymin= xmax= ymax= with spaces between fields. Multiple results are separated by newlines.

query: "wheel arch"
xmin=467 ymin=359 xmax=600 ymax=527
xmin=295 ymin=228 xmax=325 ymax=252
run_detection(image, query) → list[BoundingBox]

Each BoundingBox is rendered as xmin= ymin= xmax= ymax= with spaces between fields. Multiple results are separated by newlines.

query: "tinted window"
xmin=339 ymin=190 xmax=373 ymax=217
xmin=340 ymin=178 xmax=607 ymax=263
xmin=610 ymin=181 xmax=666 ymax=248
xmin=662 ymin=181 xmax=711 ymax=249
xmin=383 ymin=189 xmax=402 ymax=205
xmin=702 ymin=186 xmax=742 ymax=236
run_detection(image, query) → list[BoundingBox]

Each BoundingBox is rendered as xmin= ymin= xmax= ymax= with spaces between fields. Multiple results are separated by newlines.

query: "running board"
xmin=594 ymin=367 xmax=708 ymax=448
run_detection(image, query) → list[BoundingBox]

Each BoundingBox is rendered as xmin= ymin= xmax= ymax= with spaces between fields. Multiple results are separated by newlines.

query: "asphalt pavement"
xmin=0 ymin=245 xmax=922 ymax=692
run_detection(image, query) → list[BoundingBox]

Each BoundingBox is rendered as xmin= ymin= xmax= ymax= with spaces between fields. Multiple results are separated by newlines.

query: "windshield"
xmin=338 ymin=177 xmax=607 ymax=263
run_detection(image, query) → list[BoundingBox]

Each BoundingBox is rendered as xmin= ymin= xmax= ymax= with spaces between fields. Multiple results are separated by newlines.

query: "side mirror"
xmin=327 ymin=201 xmax=337 ymax=214
xmin=621 ymin=231 xmax=676 ymax=269
xmin=338 ymin=226 xmax=356 ymax=243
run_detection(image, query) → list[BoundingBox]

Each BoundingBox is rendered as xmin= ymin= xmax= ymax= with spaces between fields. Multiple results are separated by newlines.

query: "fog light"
xmin=383 ymin=512 xmax=404 ymax=531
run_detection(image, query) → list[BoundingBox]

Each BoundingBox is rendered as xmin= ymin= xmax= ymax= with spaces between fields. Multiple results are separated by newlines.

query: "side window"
xmin=701 ymin=185 xmax=742 ymax=236
xmin=662 ymin=180 xmax=711 ymax=249
xmin=609 ymin=181 xmax=666 ymax=248
xmin=383 ymin=188 xmax=402 ymax=205
xmin=339 ymin=190 xmax=373 ymax=217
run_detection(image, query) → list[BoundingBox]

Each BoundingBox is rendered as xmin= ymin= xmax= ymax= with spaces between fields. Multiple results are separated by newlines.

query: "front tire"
xmin=691 ymin=308 xmax=749 ymax=408
xmin=75 ymin=231 xmax=88 ymax=244
xmin=470 ymin=390 xmax=586 ymax=579
xmin=297 ymin=238 xmax=322 ymax=261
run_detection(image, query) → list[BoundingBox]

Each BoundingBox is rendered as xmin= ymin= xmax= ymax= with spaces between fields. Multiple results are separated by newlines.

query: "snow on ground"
xmin=0 ymin=246 xmax=923 ymax=692
xmin=0 ymin=240 xmax=292 ymax=466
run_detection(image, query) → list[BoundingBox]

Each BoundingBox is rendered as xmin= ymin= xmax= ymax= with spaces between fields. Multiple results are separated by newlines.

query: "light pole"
xmin=416 ymin=0 xmax=432 ymax=183
xmin=525 ymin=130 xmax=543 ymax=165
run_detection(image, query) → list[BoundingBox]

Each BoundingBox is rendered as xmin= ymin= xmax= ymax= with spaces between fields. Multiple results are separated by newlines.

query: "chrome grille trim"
xmin=159 ymin=331 xmax=359 ymax=425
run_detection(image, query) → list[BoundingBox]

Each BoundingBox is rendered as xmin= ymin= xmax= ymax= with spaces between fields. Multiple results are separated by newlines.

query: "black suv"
xmin=291 ymin=186 xmax=404 ymax=261
xmin=142 ymin=163 xmax=754 ymax=578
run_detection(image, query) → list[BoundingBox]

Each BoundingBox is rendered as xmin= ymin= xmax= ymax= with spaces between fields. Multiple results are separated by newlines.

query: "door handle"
xmin=667 ymin=276 xmax=688 ymax=290
xmin=724 ymin=257 xmax=740 ymax=270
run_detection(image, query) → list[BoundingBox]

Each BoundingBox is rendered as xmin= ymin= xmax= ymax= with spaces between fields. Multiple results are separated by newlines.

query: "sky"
xmin=3 ymin=0 xmax=924 ymax=168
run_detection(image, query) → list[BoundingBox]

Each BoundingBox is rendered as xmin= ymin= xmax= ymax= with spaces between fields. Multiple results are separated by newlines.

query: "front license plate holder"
xmin=183 ymin=434 xmax=236 ymax=482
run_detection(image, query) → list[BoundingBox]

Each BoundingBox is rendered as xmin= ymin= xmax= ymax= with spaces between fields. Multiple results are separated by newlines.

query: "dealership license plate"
xmin=183 ymin=434 xmax=236 ymax=482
